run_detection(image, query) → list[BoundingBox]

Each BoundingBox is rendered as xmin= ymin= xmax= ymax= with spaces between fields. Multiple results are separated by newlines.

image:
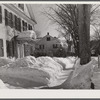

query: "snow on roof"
xmin=17 ymin=30 xmax=37 ymax=39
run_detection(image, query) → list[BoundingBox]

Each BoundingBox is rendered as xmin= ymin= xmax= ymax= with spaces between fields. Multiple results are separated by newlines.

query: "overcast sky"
xmin=31 ymin=4 xmax=96 ymax=39
xmin=31 ymin=4 xmax=59 ymax=37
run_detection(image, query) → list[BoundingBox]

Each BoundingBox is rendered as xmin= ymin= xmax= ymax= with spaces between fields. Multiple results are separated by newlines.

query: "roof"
xmin=26 ymin=4 xmax=37 ymax=24
xmin=36 ymin=33 xmax=61 ymax=44
xmin=4 ymin=4 xmax=37 ymax=26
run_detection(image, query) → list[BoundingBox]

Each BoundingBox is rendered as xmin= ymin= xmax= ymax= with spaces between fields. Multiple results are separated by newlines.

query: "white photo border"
xmin=0 ymin=1 xmax=100 ymax=98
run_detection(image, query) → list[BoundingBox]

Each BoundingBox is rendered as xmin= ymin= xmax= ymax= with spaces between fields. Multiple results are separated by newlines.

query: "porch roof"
xmin=17 ymin=30 xmax=36 ymax=39
xmin=17 ymin=30 xmax=37 ymax=44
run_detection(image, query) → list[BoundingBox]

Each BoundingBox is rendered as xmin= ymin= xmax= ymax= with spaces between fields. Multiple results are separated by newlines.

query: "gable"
xmin=37 ymin=34 xmax=53 ymax=43
xmin=37 ymin=34 xmax=61 ymax=44
xmin=12 ymin=4 xmax=31 ymax=18
xmin=26 ymin=4 xmax=37 ymax=23
xmin=24 ymin=4 xmax=31 ymax=18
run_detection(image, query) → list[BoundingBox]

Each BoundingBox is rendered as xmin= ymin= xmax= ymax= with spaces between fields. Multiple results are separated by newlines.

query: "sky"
xmin=31 ymin=4 xmax=98 ymax=39
xmin=31 ymin=4 xmax=59 ymax=37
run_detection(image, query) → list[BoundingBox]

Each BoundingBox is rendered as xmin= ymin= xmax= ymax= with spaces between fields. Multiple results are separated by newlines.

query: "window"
xmin=39 ymin=45 xmax=44 ymax=49
xmin=22 ymin=20 xmax=27 ymax=31
xmin=28 ymin=24 xmax=32 ymax=30
xmin=25 ymin=22 xmax=27 ymax=31
xmin=47 ymin=37 xmax=50 ymax=41
xmin=5 ymin=9 xmax=9 ymax=25
xmin=0 ymin=6 xmax=2 ymax=23
xmin=14 ymin=15 xmax=21 ymax=32
xmin=18 ymin=4 xmax=24 ymax=11
xmin=53 ymin=44 xmax=58 ymax=48
xmin=5 ymin=10 xmax=13 ymax=27
xmin=4 ymin=9 xmax=21 ymax=32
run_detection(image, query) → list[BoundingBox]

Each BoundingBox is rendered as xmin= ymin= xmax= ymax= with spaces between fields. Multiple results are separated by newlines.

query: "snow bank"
xmin=0 ymin=66 xmax=50 ymax=88
xmin=9 ymin=56 xmax=41 ymax=68
xmin=37 ymin=56 xmax=63 ymax=71
xmin=36 ymin=56 xmax=70 ymax=87
xmin=0 ymin=56 xmax=75 ymax=88
xmin=53 ymin=57 xmax=76 ymax=69
xmin=91 ymin=61 xmax=100 ymax=89
xmin=0 ymin=57 xmax=13 ymax=67
xmin=70 ymin=58 xmax=97 ymax=89
xmin=0 ymin=79 xmax=8 ymax=89
xmin=0 ymin=56 xmax=51 ymax=88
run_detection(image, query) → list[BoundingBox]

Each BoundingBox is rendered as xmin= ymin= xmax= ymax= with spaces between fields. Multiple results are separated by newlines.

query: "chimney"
xmin=47 ymin=32 xmax=49 ymax=35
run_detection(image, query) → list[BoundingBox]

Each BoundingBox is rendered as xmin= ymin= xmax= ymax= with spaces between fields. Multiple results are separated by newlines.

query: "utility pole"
xmin=78 ymin=4 xmax=91 ymax=65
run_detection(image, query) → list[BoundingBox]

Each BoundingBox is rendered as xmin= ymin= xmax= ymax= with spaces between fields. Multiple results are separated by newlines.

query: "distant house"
xmin=35 ymin=32 xmax=65 ymax=56
xmin=0 ymin=4 xmax=37 ymax=58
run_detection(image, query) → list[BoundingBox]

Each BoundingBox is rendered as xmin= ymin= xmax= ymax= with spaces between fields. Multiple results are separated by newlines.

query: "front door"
xmin=0 ymin=39 xmax=4 ymax=57
xmin=17 ymin=44 xmax=24 ymax=58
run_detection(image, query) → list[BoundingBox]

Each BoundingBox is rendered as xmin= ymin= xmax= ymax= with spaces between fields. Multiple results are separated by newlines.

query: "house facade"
xmin=0 ymin=4 xmax=36 ymax=58
xmin=35 ymin=32 xmax=65 ymax=56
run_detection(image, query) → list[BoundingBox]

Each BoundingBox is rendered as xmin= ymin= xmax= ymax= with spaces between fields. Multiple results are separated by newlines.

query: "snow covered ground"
xmin=0 ymin=56 xmax=98 ymax=89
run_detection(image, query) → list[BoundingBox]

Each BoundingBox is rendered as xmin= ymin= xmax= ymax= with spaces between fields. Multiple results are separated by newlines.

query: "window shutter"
xmin=10 ymin=12 xmax=13 ymax=28
xmin=26 ymin=22 xmax=27 ymax=31
xmin=13 ymin=15 xmax=15 ymax=28
xmin=24 ymin=21 xmax=26 ymax=31
xmin=17 ymin=17 xmax=19 ymax=31
xmin=5 ymin=9 xmax=8 ymax=25
xmin=24 ymin=22 xmax=26 ymax=31
xmin=14 ymin=15 xmax=17 ymax=30
xmin=0 ymin=6 xmax=2 ymax=23
xmin=22 ymin=20 xmax=24 ymax=31
xmin=19 ymin=18 xmax=21 ymax=32
xmin=9 ymin=12 xmax=12 ymax=27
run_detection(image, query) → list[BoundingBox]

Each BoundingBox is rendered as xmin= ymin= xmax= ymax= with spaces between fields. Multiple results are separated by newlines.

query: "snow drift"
xmin=0 ymin=56 xmax=50 ymax=88
xmin=0 ymin=57 xmax=13 ymax=67
xmin=0 ymin=79 xmax=8 ymax=89
xmin=0 ymin=56 xmax=73 ymax=88
xmin=91 ymin=62 xmax=100 ymax=89
xmin=53 ymin=57 xmax=76 ymax=69
xmin=70 ymin=58 xmax=97 ymax=89
xmin=0 ymin=56 xmax=98 ymax=89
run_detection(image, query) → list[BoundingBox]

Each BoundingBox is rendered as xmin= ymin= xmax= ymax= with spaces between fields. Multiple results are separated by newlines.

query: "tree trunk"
xmin=78 ymin=4 xmax=91 ymax=65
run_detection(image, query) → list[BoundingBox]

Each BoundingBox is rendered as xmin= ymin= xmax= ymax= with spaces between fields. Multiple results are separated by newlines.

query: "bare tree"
xmin=78 ymin=4 xmax=91 ymax=65
xmin=35 ymin=30 xmax=41 ymax=38
xmin=43 ymin=4 xmax=100 ymax=57
xmin=44 ymin=4 xmax=79 ymax=56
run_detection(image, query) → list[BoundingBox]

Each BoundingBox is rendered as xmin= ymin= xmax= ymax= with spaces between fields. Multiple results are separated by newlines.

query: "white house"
xmin=35 ymin=32 xmax=64 ymax=56
xmin=0 ymin=4 xmax=37 ymax=58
